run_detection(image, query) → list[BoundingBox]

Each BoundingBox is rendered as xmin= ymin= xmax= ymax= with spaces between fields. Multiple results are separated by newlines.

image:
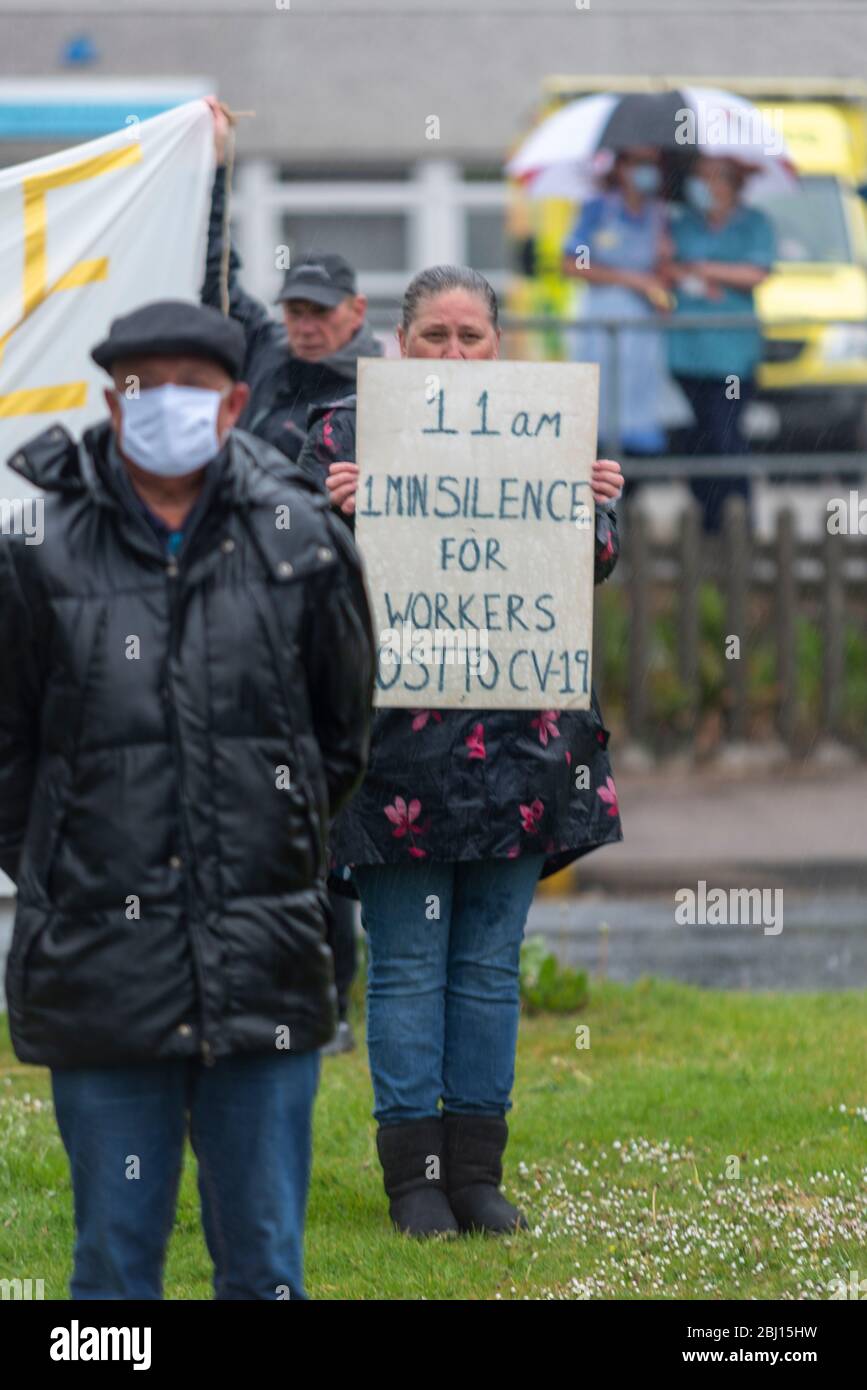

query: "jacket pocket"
xmin=33 ymin=606 xmax=109 ymax=902
xmin=5 ymin=907 xmax=49 ymax=1013
xmin=17 ymin=756 xmax=69 ymax=909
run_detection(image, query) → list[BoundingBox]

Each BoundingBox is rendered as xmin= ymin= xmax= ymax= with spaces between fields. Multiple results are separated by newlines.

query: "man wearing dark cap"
xmin=203 ymin=100 xmax=377 ymax=1053
xmin=0 ymin=298 xmax=375 ymax=1300
xmin=202 ymin=100 xmax=383 ymax=465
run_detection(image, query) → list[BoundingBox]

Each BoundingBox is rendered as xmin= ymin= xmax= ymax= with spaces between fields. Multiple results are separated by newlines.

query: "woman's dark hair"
xmin=401 ymin=264 xmax=499 ymax=332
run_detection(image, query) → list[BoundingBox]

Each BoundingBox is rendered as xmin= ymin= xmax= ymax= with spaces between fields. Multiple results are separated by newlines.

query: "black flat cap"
xmin=275 ymin=253 xmax=357 ymax=307
xmin=91 ymin=300 xmax=246 ymax=379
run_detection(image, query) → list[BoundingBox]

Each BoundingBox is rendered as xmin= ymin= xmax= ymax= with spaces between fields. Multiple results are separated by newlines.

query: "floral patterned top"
xmin=296 ymin=396 xmax=623 ymax=895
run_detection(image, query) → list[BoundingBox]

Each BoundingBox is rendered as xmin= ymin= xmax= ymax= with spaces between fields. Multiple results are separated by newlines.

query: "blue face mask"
xmin=631 ymin=164 xmax=662 ymax=196
xmin=118 ymin=384 xmax=228 ymax=477
xmin=685 ymin=176 xmax=715 ymax=214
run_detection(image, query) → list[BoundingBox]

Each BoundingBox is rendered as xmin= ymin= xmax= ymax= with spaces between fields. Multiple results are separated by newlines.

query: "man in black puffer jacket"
xmin=0 ymin=300 xmax=375 ymax=1300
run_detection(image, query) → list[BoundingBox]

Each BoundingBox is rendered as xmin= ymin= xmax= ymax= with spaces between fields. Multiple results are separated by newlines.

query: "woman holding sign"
xmin=298 ymin=265 xmax=623 ymax=1238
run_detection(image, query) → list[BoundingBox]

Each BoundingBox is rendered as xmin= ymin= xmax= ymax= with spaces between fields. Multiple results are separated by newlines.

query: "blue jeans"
xmin=353 ymin=855 xmax=545 ymax=1126
xmin=51 ymin=1048 xmax=320 ymax=1300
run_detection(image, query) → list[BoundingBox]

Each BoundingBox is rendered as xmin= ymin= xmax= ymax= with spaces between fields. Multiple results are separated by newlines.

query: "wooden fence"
xmin=593 ymin=495 xmax=867 ymax=750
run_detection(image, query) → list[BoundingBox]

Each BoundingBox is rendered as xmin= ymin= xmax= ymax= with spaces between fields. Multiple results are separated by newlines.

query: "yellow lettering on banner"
xmin=0 ymin=143 xmax=142 ymax=416
xmin=55 ymin=260 xmax=109 ymax=293
xmin=0 ymin=384 xmax=89 ymax=418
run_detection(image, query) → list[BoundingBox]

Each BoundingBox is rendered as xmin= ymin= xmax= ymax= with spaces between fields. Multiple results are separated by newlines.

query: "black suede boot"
xmin=376 ymin=1117 xmax=459 ymax=1237
xmin=443 ymin=1113 xmax=529 ymax=1235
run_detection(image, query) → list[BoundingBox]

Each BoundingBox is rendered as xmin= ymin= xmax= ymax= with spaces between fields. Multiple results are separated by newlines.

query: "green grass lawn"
xmin=1 ymin=977 xmax=865 ymax=1300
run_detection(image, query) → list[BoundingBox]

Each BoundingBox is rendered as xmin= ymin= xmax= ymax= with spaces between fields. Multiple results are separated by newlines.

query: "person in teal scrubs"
xmin=665 ymin=156 xmax=776 ymax=532
xmin=562 ymin=146 xmax=672 ymax=458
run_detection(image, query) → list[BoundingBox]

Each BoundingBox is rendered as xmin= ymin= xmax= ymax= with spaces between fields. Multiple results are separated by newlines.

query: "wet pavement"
xmin=525 ymin=891 xmax=867 ymax=991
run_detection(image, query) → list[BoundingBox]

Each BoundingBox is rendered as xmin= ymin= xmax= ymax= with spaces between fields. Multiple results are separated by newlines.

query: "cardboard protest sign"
xmin=355 ymin=358 xmax=599 ymax=710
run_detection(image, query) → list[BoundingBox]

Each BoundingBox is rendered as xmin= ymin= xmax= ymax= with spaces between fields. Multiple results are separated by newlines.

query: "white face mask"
xmin=117 ymin=384 xmax=228 ymax=476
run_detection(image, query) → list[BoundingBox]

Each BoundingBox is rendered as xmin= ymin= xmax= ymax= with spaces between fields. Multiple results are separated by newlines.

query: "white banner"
xmin=0 ymin=99 xmax=215 ymax=496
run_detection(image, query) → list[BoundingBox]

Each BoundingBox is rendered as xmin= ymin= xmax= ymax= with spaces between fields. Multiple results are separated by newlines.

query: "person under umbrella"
xmin=663 ymin=155 xmax=776 ymax=532
xmin=562 ymin=144 xmax=673 ymax=457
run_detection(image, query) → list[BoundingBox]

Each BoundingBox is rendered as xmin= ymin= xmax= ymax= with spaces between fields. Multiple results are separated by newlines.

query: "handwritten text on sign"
xmin=355 ymin=359 xmax=599 ymax=710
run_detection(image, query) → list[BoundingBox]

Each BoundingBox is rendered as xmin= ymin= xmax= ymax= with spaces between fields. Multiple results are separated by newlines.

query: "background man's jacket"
xmin=0 ymin=422 xmax=376 ymax=1069
xmin=201 ymin=168 xmax=382 ymax=461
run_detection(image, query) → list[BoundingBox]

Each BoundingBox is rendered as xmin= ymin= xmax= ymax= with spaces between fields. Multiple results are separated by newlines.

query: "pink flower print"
xmin=384 ymin=796 xmax=428 ymax=857
xmin=465 ymin=722 xmax=486 ymax=759
xmin=506 ymin=845 xmax=521 ymax=859
xmin=597 ymin=776 xmax=619 ymax=819
xmin=322 ymin=409 xmax=336 ymax=453
xmin=565 ymin=750 xmax=572 ymax=766
xmin=384 ymin=795 xmax=421 ymax=837
xmin=519 ymin=798 xmax=544 ymax=834
xmin=599 ymin=532 xmax=614 ymax=564
xmin=531 ymin=710 xmax=560 ymax=747
xmin=410 ymin=709 xmax=443 ymax=732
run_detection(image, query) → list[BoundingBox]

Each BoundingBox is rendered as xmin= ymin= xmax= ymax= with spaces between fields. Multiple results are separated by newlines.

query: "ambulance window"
xmin=755 ymin=175 xmax=850 ymax=264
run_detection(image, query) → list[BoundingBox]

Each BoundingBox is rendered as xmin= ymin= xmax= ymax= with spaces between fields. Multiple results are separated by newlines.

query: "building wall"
xmin=0 ymin=0 xmax=865 ymax=164
xmin=2 ymin=3 xmax=865 ymax=328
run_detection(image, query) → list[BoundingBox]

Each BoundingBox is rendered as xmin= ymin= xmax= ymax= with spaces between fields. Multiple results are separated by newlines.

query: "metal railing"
xmin=367 ymin=308 xmax=867 ymax=469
